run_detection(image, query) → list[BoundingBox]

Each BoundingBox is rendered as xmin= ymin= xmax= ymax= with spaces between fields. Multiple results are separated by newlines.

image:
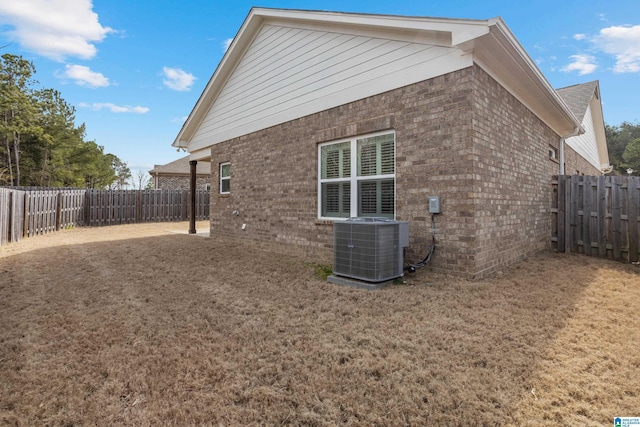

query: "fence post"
xmin=23 ymin=192 xmax=29 ymax=238
xmin=136 ymin=190 xmax=142 ymax=223
xmin=84 ymin=190 xmax=90 ymax=227
xmin=55 ymin=191 xmax=62 ymax=231
xmin=7 ymin=190 xmax=12 ymax=243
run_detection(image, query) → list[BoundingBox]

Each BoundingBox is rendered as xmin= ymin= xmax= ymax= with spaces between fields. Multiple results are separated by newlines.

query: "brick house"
xmin=148 ymin=156 xmax=210 ymax=190
xmin=172 ymin=8 xmax=610 ymax=278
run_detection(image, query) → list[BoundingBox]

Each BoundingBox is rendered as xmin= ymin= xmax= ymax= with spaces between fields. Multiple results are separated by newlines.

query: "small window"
xmin=549 ymin=146 xmax=558 ymax=160
xmin=220 ymin=162 xmax=230 ymax=194
xmin=205 ymin=183 xmax=211 ymax=191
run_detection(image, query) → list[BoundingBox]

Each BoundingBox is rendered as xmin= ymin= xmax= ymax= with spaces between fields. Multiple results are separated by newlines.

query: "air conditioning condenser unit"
xmin=333 ymin=217 xmax=409 ymax=283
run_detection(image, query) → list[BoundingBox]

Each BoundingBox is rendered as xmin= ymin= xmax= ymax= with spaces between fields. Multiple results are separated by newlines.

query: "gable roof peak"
xmin=173 ymin=8 xmax=583 ymax=155
xmin=556 ymin=80 xmax=600 ymax=122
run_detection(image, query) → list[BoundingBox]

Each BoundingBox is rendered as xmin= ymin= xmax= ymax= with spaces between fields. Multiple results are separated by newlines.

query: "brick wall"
xmin=471 ymin=67 xmax=562 ymax=277
xmin=208 ymin=65 xmax=601 ymax=278
xmin=563 ymin=145 xmax=602 ymax=176
xmin=156 ymin=175 xmax=210 ymax=191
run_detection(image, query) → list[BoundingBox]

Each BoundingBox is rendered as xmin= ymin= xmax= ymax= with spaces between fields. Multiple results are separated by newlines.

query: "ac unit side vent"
xmin=333 ymin=218 xmax=409 ymax=283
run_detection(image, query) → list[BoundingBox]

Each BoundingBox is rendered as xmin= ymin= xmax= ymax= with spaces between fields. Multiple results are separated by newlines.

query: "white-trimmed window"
xmin=220 ymin=162 xmax=230 ymax=194
xmin=318 ymin=131 xmax=395 ymax=219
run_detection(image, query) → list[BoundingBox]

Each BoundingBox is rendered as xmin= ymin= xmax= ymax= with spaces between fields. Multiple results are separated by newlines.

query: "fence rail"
xmin=552 ymin=175 xmax=640 ymax=263
xmin=0 ymin=188 xmax=209 ymax=246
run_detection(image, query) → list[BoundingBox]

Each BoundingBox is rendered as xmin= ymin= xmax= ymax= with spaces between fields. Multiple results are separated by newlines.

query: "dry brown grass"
xmin=1 ymin=222 xmax=639 ymax=426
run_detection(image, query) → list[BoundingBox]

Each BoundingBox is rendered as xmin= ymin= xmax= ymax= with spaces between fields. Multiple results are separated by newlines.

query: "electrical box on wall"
xmin=428 ymin=196 xmax=441 ymax=214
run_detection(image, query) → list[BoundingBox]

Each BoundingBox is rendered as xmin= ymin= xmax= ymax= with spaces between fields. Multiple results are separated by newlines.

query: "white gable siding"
xmin=565 ymin=105 xmax=601 ymax=170
xmin=189 ymin=24 xmax=472 ymax=152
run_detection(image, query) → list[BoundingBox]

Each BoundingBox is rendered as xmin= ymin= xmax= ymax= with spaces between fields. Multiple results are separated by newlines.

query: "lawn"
xmin=1 ymin=222 xmax=639 ymax=426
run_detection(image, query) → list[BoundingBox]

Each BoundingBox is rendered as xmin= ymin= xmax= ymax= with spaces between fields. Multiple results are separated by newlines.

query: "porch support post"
xmin=189 ymin=160 xmax=197 ymax=234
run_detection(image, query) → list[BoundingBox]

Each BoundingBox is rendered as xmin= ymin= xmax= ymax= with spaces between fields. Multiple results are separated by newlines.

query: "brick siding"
xmin=209 ymin=64 xmax=599 ymax=278
xmin=562 ymin=145 xmax=602 ymax=176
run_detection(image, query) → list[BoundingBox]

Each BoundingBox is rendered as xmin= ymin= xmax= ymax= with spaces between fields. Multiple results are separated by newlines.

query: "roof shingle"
xmin=556 ymin=81 xmax=598 ymax=123
xmin=149 ymin=156 xmax=211 ymax=175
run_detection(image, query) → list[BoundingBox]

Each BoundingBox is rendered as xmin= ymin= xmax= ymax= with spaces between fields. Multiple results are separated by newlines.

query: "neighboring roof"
xmin=556 ymin=81 xmax=599 ymax=122
xmin=174 ymin=8 xmax=583 ymax=159
xmin=556 ymin=80 xmax=610 ymax=170
xmin=149 ymin=156 xmax=210 ymax=176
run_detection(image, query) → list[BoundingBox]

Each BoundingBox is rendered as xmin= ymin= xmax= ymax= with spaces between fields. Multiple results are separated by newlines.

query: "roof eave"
xmin=590 ymin=82 xmax=610 ymax=167
xmin=472 ymin=18 xmax=583 ymax=137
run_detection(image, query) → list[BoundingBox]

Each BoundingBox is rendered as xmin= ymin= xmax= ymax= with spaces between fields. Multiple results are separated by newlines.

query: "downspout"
xmin=559 ymin=126 xmax=581 ymax=175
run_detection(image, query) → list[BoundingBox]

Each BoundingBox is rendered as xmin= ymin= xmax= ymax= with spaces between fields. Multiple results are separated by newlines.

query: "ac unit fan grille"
xmin=333 ymin=219 xmax=407 ymax=282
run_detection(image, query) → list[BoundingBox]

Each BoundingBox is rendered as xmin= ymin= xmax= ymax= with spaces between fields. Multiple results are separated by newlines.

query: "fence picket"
xmin=0 ymin=188 xmax=9 ymax=245
xmin=569 ymin=177 xmax=578 ymax=253
xmin=596 ymin=176 xmax=606 ymax=257
xmin=611 ymin=176 xmax=622 ymax=260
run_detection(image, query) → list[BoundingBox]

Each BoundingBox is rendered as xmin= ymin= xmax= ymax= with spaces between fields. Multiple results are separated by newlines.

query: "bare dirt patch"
xmin=1 ymin=222 xmax=639 ymax=425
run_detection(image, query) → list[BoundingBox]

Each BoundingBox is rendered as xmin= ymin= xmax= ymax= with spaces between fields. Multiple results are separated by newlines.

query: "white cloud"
xmin=573 ymin=33 xmax=586 ymax=41
xmin=0 ymin=0 xmax=114 ymax=61
xmin=60 ymin=64 xmax=109 ymax=87
xmin=162 ymin=67 xmax=196 ymax=91
xmin=79 ymin=102 xmax=149 ymax=114
xmin=593 ymin=25 xmax=640 ymax=73
xmin=222 ymin=38 xmax=233 ymax=52
xmin=561 ymin=54 xmax=598 ymax=75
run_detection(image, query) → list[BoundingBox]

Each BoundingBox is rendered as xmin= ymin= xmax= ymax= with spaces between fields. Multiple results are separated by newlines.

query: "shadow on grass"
xmin=1 ymin=230 xmax=638 ymax=425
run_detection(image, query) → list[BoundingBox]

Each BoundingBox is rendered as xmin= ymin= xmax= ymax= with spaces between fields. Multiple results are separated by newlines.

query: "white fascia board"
xmin=255 ymin=8 xmax=490 ymax=46
xmin=474 ymin=18 xmax=583 ymax=137
xmin=589 ymin=87 xmax=610 ymax=167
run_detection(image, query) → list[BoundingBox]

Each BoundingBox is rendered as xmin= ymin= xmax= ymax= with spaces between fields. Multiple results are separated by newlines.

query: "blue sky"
xmin=1 ymin=0 xmax=639 ymax=174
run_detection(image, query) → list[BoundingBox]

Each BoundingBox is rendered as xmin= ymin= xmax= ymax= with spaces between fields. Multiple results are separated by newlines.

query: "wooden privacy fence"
xmin=85 ymin=189 xmax=209 ymax=226
xmin=0 ymin=188 xmax=210 ymax=246
xmin=551 ymin=175 xmax=640 ymax=263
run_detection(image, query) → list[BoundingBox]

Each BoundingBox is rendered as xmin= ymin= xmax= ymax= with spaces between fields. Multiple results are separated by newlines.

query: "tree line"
xmin=606 ymin=122 xmax=640 ymax=175
xmin=0 ymin=53 xmax=131 ymax=188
